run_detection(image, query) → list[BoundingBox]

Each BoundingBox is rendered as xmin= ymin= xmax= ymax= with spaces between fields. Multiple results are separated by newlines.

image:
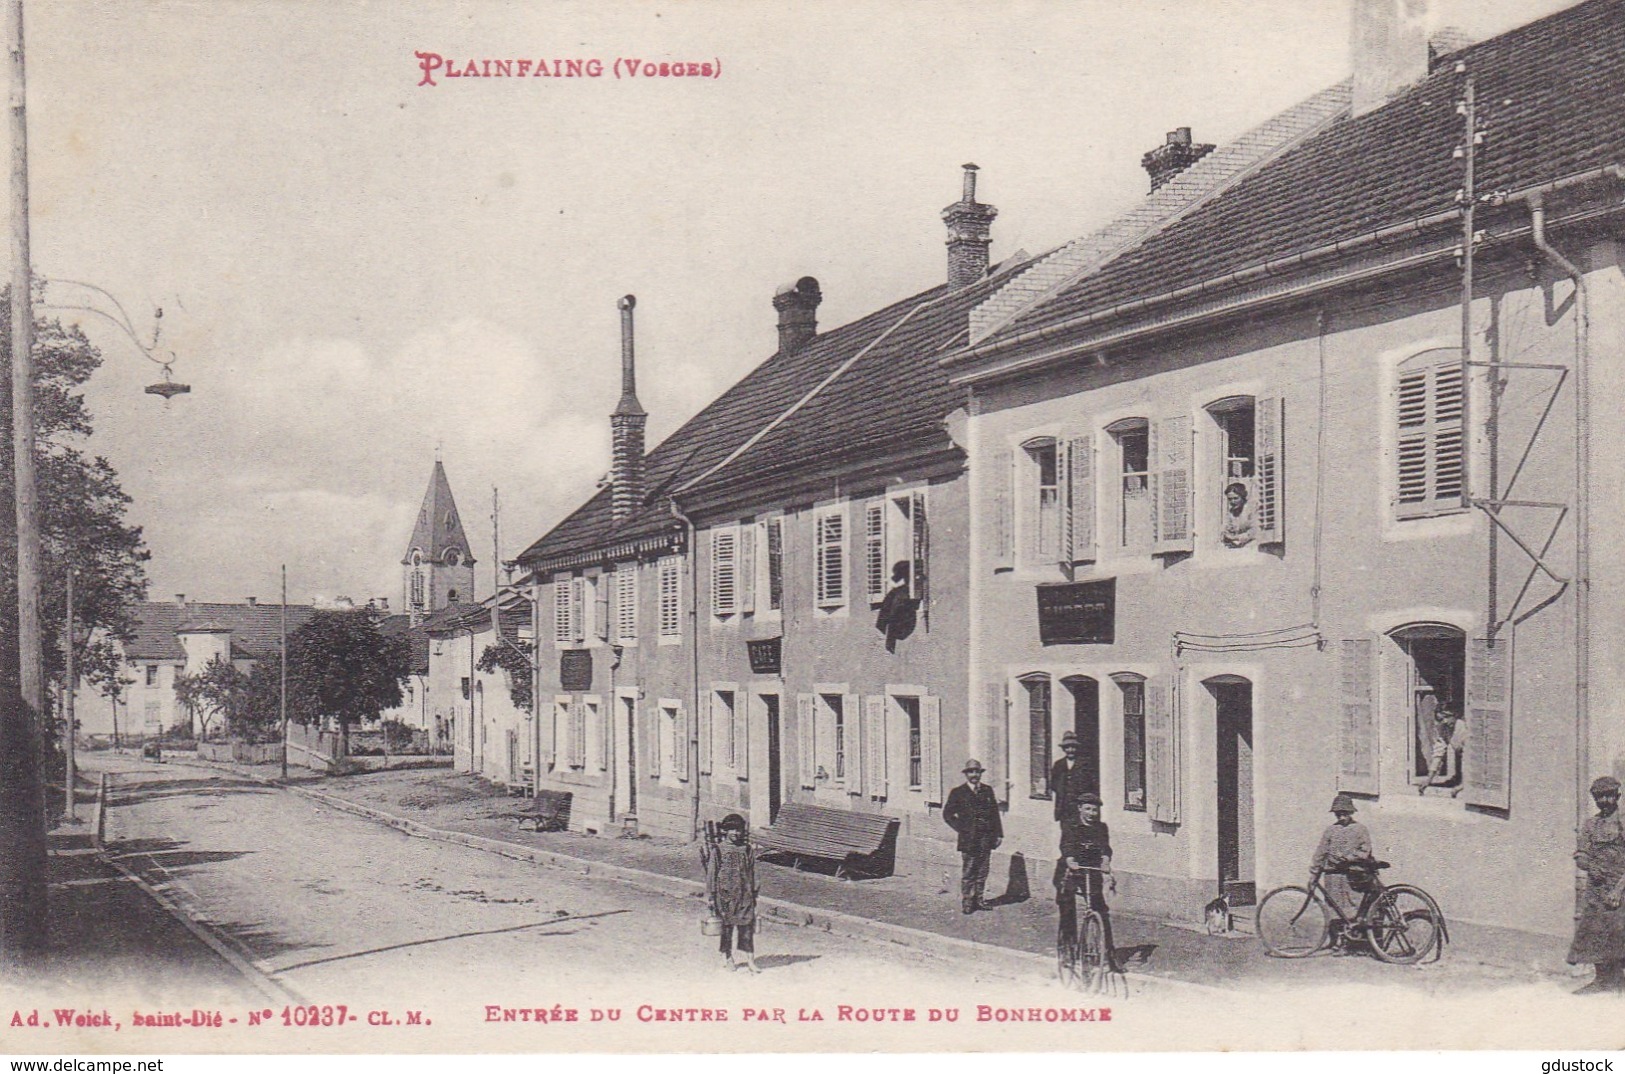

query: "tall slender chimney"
xmin=1351 ymin=0 xmax=1431 ymax=118
xmin=610 ymin=295 xmax=647 ymax=523
xmin=773 ymin=276 xmax=822 ymax=355
xmin=941 ymin=163 xmax=998 ymax=291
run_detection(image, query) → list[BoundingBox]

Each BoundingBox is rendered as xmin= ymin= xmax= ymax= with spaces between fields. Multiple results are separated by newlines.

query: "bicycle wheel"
xmin=1080 ymin=911 xmax=1113 ymax=994
xmin=1056 ymin=932 xmax=1080 ymax=986
xmin=1256 ymin=885 xmax=1331 ymax=957
xmin=1367 ymin=885 xmax=1444 ymax=965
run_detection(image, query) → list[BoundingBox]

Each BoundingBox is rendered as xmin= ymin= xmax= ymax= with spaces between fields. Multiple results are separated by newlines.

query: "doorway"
xmin=764 ymin=694 xmax=783 ymax=823
xmin=620 ymin=695 xmax=638 ymax=819
xmin=1209 ymin=678 xmax=1255 ymax=905
xmin=1062 ymin=676 xmax=1101 ymax=795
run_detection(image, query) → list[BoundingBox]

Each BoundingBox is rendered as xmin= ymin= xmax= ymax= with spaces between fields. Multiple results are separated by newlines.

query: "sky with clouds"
xmin=24 ymin=0 xmax=1572 ymax=607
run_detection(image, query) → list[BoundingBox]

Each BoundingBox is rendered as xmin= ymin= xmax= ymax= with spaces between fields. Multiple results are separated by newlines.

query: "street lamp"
xmin=42 ymin=279 xmax=191 ymax=400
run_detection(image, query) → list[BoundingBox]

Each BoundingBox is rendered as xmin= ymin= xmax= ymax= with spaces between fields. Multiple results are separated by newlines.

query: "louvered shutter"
xmin=570 ymin=577 xmax=585 ymax=642
xmin=554 ymin=577 xmax=572 ymax=643
xmin=593 ymin=578 xmax=609 ymax=641
xmin=815 ymin=695 xmax=837 ymax=786
xmin=738 ymin=524 xmax=756 ymax=614
xmin=865 ymin=500 xmax=887 ymax=604
xmin=1396 ymin=359 xmax=1465 ymax=519
xmin=1152 ymin=416 xmax=1194 ymax=554
xmin=765 ymin=519 xmax=784 ymax=612
xmin=1027 ymin=677 xmax=1051 ymax=799
xmin=921 ymin=696 xmax=943 ymax=805
xmin=734 ymin=692 xmax=749 ymax=780
xmin=1066 ymin=436 xmax=1095 ymax=564
xmin=911 ymin=490 xmax=929 ymax=606
xmin=1433 ymin=363 xmax=1465 ymax=511
xmin=711 ymin=529 xmax=737 ymax=616
xmin=844 ymin=693 xmax=862 ymax=794
xmin=595 ymin=701 xmax=608 ymax=771
xmin=1337 ymin=639 xmax=1378 ymax=794
xmin=1146 ymin=680 xmax=1180 ymax=823
xmin=570 ymin=697 xmax=586 ymax=767
xmin=647 ymin=704 xmax=661 ymax=778
xmin=797 ymin=694 xmax=817 ymax=789
xmin=984 ymin=679 xmax=1009 ymax=805
xmin=991 ymin=447 xmax=1015 ymax=570
xmin=700 ymin=693 xmax=716 ymax=776
xmin=863 ymin=695 xmax=888 ymax=799
xmin=1255 ymin=395 xmax=1285 ymax=544
xmin=617 ymin=567 xmax=637 ymax=642
xmin=604 ymin=575 xmax=618 ymax=642
xmin=1465 ymin=636 xmax=1512 ymax=810
xmin=674 ymin=703 xmax=689 ymax=782
xmin=816 ymin=511 xmax=846 ymax=606
xmin=1053 ymin=442 xmax=1071 ymax=568
xmin=545 ymin=702 xmax=560 ymax=766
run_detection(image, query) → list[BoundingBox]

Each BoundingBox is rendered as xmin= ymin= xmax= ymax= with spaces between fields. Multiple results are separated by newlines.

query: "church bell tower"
xmin=402 ymin=460 xmax=476 ymax=623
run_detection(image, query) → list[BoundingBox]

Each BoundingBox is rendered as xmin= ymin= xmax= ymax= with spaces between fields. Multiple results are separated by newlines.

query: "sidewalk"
xmin=184 ymin=759 xmax=1562 ymax=994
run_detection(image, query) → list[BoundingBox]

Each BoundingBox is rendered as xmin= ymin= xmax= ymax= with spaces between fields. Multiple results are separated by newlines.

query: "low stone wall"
xmin=196 ymin=740 xmax=284 ymax=765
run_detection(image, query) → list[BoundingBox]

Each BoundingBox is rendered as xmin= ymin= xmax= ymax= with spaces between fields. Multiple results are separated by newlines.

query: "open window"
xmin=1021 ymin=673 xmax=1052 ymax=800
xmin=1390 ymin=624 xmax=1466 ymax=791
xmin=1109 ymin=420 xmax=1153 ymax=553
xmin=1115 ymin=673 xmax=1147 ymax=812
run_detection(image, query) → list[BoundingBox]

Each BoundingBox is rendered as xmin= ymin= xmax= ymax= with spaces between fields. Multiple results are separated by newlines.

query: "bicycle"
xmin=1055 ymin=865 xmax=1127 ymax=995
xmin=1255 ymin=859 xmax=1448 ymax=964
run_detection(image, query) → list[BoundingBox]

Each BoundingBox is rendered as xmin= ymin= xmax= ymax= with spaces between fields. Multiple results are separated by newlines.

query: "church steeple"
xmin=402 ymin=460 xmax=477 ymax=622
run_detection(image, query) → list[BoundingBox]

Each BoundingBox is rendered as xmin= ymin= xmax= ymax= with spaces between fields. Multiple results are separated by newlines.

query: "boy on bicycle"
xmin=1055 ymin=791 xmax=1118 ymax=970
xmin=1312 ymin=793 xmax=1374 ymax=947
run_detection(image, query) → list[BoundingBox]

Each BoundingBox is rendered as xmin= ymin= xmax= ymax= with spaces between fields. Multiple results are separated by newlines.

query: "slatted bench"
xmin=754 ymin=803 xmax=899 ymax=879
xmin=507 ymin=789 xmax=572 ymax=832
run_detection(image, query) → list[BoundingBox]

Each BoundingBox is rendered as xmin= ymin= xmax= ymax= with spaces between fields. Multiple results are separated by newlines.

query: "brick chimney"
xmin=609 ymin=294 xmax=647 ymax=523
xmin=1141 ymin=128 xmax=1216 ymax=192
xmin=174 ymin=594 xmax=185 ymax=606
xmin=245 ymin=597 xmax=256 ymax=607
xmin=1351 ymin=0 xmax=1431 ymax=118
xmin=773 ymin=277 xmax=821 ymax=355
xmin=1427 ymin=27 xmax=1473 ymax=71
xmin=941 ymin=164 xmax=998 ymax=291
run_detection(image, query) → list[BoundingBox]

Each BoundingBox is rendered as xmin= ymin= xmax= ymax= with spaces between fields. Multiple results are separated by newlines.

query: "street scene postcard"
xmin=2 ymin=0 xmax=1624 ymax=1058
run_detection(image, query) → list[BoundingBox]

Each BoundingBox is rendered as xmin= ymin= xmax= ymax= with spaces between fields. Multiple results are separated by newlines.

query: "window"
xmin=1118 ymin=675 xmax=1147 ymax=811
xmin=1209 ymin=395 xmax=1284 ymax=547
xmin=614 ymin=564 xmax=638 ymax=643
xmin=552 ymin=697 xmax=572 ymax=769
xmin=824 ymin=694 xmax=846 ymax=782
xmin=1023 ymin=675 xmax=1052 ymax=799
xmin=658 ymin=557 xmax=682 ymax=641
xmin=715 ymin=689 xmax=737 ymax=769
xmin=410 ymin=569 xmax=425 ymax=608
xmin=711 ymin=527 xmax=738 ymax=617
xmin=864 ymin=492 xmax=931 ymax=606
xmin=446 ymin=549 xmax=461 ymax=566
xmin=587 ymin=573 xmax=607 ymax=642
xmin=901 ymin=696 xmax=923 ymax=789
xmin=1111 ymin=420 xmax=1152 ymax=552
xmin=658 ymin=701 xmax=684 ymax=785
xmin=1024 ymin=439 xmax=1061 ymax=562
xmin=145 ymin=664 xmax=158 ymax=687
xmin=461 ymin=676 xmax=471 ymax=701
xmin=814 ymin=504 xmax=847 ymax=610
xmin=765 ymin=518 xmax=785 ymax=612
xmin=1391 ymin=625 xmax=1466 ymax=789
xmin=1396 ymin=349 xmax=1465 ymax=519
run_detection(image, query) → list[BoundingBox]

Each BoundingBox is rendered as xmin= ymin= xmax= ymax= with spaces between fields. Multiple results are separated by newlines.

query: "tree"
xmin=173 ymin=656 xmax=251 ymax=742
xmin=476 ymin=641 xmax=532 ymax=715
xmin=285 ymin=609 xmax=411 ymax=756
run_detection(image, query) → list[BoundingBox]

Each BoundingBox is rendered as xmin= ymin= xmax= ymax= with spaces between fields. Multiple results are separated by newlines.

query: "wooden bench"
xmin=507 ymin=789 xmax=572 ymax=832
xmin=754 ymin=803 xmax=899 ymax=879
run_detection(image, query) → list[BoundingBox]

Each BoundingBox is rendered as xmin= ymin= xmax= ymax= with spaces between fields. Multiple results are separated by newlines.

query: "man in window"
xmin=1220 ymin=481 xmax=1256 ymax=548
xmin=1050 ymin=731 xmax=1088 ymax=822
xmin=875 ymin=560 xmax=917 ymax=653
xmin=943 ymin=759 xmax=1002 ymax=915
xmin=1420 ymin=704 xmax=1467 ymax=795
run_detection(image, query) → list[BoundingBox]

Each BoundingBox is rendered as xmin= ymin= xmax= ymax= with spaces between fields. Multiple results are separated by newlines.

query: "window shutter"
xmin=593 ymin=578 xmax=609 ymax=641
xmin=1066 ymin=436 xmax=1095 ymax=564
xmin=766 ymin=519 xmax=785 ymax=612
xmin=1433 ymin=364 xmax=1465 ymax=510
xmin=816 ymin=510 xmax=846 ymax=606
xmin=674 ymin=704 xmax=689 ymax=781
xmin=711 ymin=529 xmax=737 ymax=616
xmin=921 ymin=696 xmax=943 ymax=805
xmin=1152 ymin=416 xmax=1194 ymax=554
xmin=797 ymin=694 xmax=817 ymax=790
xmin=700 ymin=693 xmax=716 ymax=776
xmin=1255 ymin=395 xmax=1285 ymax=544
xmin=984 ymin=679 xmax=1009 ymax=805
xmin=570 ymin=697 xmax=586 ymax=767
xmin=1337 ymin=639 xmax=1377 ymax=794
xmin=991 ymin=447 xmax=1015 ymax=570
xmin=734 ymin=693 xmax=749 ymax=780
xmin=1053 ymin=442 xmax=1071 ymax=568
xmin=1028 ymin=678 xmax=1051 ymax=799
xmin=570 ymin=577 xmax=585 ymax=642
xmin=816 ymin=696 xmax=837 ymax=785
xmin=844 ymin=693 xmax=863 ymax=794
xmin=604 ymin=575 xmax=618 ymax=641
xmin=545 ymin=702 xmax=561 ymax=766
xmin=617 ymin=567 xmax=637 ymax=641
xmin=595 ymin=702 xmax=608 ymax=771
xmin=738 ymin=524 xmax=756 ymax=614
xmin=1465 ymin=636 xmax=1512 ymax=810
xmin=865 ymin=500 xmax=887 ymax=604
xmin=1146 ymin=680 xmax=1181 ymax=823
xmin=1021 ymin=451 xmax=1042 ymax=565
xmin=911 ymin=490 xmax=929 ymax=606
xmin=863 ymin=695 xmax=888 ymax=799
xmin=648 ymin=705 xmax=661 ymax=778
xmin=554 ymin=577 xmax=572 ymax=643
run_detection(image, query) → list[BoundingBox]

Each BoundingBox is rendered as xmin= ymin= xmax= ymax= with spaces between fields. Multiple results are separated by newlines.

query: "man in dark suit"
xmin=943 ymin=758 xmax=1002 ymax=914
xmin=1050 ymin=730 xmax=1088 ymax=821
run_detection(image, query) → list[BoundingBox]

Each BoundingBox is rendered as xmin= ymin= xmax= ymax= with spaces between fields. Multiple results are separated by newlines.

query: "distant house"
xmin=74 ymin=594 xmax=315 ymax=740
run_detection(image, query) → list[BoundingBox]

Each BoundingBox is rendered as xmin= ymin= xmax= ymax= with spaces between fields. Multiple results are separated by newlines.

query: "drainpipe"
xmin=670 ymin=499 xmax=702 ymax=841
xmin=608 ymin=643 xmax=621 ymax=821
xmin=1526 ymin=194 xmax=1590 ymax=828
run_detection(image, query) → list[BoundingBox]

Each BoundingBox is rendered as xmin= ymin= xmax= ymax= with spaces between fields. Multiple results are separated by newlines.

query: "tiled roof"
xmin=403 ymin=460 xmax=476 ymax=567
xmin=972 ymin=0 xmax=1625 ymax=351
xmin=515 ymin=275 xmax=1005 ymax=565
xmin=122 ymin=601 xmax=318 ymax=661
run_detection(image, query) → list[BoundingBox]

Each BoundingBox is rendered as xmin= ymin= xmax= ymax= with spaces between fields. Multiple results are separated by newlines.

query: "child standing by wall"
xmin=702 ymin=813 xmax=760 ymax=973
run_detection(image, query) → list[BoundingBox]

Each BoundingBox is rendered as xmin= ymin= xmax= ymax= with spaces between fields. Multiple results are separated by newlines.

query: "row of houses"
xmin=376 ymin=0 xmax=1625 ymax=950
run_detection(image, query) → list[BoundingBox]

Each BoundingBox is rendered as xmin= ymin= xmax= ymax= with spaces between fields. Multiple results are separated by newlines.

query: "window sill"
xmin=1366 ymin=793 xmax=1490 ymax=823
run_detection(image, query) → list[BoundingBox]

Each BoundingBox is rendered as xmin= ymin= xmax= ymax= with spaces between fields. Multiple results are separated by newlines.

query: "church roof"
xmin=402 ymin=460 xmax=476 ymax=567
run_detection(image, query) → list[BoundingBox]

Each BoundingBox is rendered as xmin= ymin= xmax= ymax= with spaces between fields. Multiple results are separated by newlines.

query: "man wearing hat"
xmin=1050 ymin=731 xmax=1091 ymax=822
xmin=1056 ymin=791 xmax=1117 ymax=967
xmin=1568 ymin=775 xmax=1625 ymax=994
xmin=1311 ymin=793 xmax=1374 ymax=927
xmin=943 ymin=759 xmax=1002 ymax=914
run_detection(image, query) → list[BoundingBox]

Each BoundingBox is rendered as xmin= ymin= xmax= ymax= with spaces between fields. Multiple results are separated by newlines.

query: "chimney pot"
xmin=174 ymin=594 xmax=185 ymax=606
xmin=1169 ymin=127 xmax=1192 ymax=147
xmin=942 ymin=163 xmax=998 ymax=291
xmin=609 ymin=294 xmax=648 ymax=522
xmin=773 ymin=276 xmax=822 ymax=354
xmin=246 ymin=597 xmax=256 ymax=607
xmin=1141 ymin=129 xmax=1216 ymax=192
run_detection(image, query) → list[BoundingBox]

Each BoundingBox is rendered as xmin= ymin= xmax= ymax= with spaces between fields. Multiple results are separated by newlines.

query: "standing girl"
xmin=702 ymin=813 xmax=760 ymax=973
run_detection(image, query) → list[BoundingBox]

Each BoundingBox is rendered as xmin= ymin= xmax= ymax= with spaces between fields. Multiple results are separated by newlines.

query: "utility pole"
xmin=0 ymin=0 xmax=48 ymax=964
xmin=280 ymin=565 xmax=288 ymax=780
xmin=61 ymin=566 xmax=74 ymax=822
